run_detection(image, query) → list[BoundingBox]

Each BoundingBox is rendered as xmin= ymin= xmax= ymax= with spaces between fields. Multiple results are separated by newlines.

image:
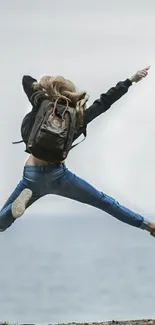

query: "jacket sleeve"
xmin=73 ymin=78 xmax=132 ymax=141
xmin=84 ymin=78 xmax=132 ymax=125
xmin=22 ymin=75 xmax=38 ymax=106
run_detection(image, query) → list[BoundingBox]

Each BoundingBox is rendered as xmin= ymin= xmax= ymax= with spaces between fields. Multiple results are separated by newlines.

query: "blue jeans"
xmin=0 ymin=163 xmax=149 ymax=231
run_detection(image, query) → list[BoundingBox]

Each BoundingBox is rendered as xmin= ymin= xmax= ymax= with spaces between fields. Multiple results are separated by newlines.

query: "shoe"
xmin=11 ymin=188 xmax=32 ymax=219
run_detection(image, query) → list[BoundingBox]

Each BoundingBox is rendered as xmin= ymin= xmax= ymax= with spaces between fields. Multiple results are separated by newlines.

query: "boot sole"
xmin=11 ymin=189 xmax=32 ymax=219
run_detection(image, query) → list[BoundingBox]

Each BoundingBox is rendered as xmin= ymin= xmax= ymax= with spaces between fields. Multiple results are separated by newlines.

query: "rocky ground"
xmin=55 ymin=321 xmax=155 ymax=325
xmin=1 ymin=321 xmax=155 ymax=325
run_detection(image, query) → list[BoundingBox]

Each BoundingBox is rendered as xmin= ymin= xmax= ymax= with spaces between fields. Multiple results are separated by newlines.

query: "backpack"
xmin=12 ymin=110 xmax=38 ymax=153
xmin=13 ymin=98 xmax=87 ymax=163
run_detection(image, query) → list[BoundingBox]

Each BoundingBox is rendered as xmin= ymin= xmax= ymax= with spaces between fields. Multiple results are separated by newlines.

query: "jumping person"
xmin=1 ymin=66 xmax=154 ymax=238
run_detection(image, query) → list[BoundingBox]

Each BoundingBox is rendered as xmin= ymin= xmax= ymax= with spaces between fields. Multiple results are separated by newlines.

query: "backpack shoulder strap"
xmin=12 ymin=139 xmax=24 ymax=144
xmin=71 ymin=127 xmax=87 ymax=150
xmin=67 ymin=106 xmax=87 ymax=150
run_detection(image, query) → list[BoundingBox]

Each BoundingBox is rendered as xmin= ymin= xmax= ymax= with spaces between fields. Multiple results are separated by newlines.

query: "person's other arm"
xmin=74 ymin=66 xmax=150 ymax=140
xmin=22 ymin=75 xmax=37 ymax=106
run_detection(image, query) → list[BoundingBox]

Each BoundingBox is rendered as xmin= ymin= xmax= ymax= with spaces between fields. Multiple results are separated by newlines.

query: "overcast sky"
xmin=0 ymin=0 xmax=155 ymax=220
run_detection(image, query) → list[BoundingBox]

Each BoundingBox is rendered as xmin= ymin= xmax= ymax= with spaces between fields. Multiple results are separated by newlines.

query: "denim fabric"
xmin=0 ymin=163 xmax=148 ymax=231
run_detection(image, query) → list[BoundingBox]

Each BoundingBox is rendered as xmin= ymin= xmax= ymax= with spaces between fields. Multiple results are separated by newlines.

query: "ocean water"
xmin=0 ymin=212 xmax=155 ymax=324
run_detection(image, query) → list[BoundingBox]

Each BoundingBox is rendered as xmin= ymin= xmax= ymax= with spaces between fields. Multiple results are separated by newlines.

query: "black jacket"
xmin=22 ymin=75 xmax=132 ymax=142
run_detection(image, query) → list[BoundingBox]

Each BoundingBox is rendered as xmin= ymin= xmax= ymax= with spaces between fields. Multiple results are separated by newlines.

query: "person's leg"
xmin=0 ymin=183 xmax=32 ymax=231
xmin=0 ymin=166 xmax=47 ymax=232
xmin=51 ymin=167 xmax=153 ymax=232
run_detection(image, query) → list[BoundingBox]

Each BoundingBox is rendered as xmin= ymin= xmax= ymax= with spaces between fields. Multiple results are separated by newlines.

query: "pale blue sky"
xmin=0 ymin=0 xmax=155 ymax=218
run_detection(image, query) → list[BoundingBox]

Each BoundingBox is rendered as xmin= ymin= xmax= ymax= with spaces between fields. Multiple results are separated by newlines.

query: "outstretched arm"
xmin=84 ymin=78 xmax=132 ymax=125
xmin=74 ymin=66 xmax=150 ymax=140
xmin=84 ymin=66 xmax=150 ymax=125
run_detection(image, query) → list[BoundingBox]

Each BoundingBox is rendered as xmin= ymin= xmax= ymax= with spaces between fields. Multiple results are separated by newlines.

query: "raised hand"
xmin=130 ymin=66 xmax=150 ymax=83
